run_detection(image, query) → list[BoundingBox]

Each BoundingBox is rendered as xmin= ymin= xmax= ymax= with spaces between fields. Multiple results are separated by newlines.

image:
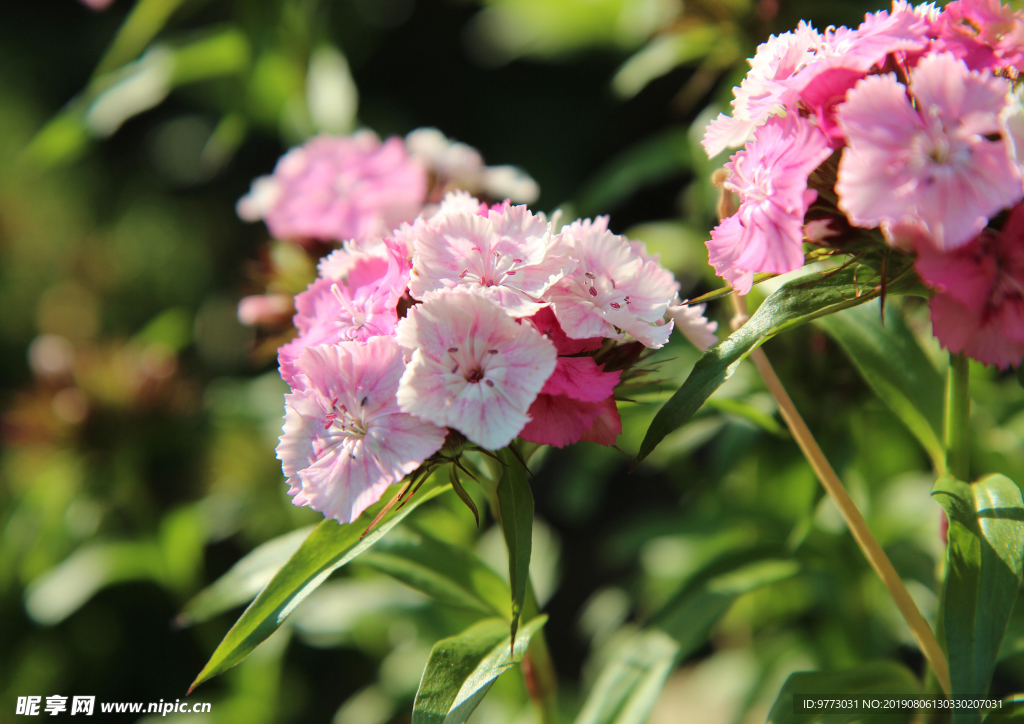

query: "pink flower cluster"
xmin=704 ymin=0 xmax=1024 ymax=368
xmin=248 ymin=135 xmax=719 ymax=522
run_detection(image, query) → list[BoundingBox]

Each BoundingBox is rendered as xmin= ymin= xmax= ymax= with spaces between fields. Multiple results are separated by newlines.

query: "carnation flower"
xmin=666 ymin=298 xmax=719 ymax=351
xmin=518 ymin=308 xmax=622 ymax=448
xmin=836 ymin=52 xmax=1021 ymax=250
xmin=702 ymin=22 xmax=820 ymax=157
xmin=408 ymin=200 xmax=568 ymax=318
xmin=547 ymin=217 xmax=679 ymax=347
xmin=707 ymin=113 xmax=832 ymax=294
xmin=405 ymin=127 xmax=540 ymax=203
xmin=237 ymin=131 xmax=427 ymax=243
xmin=277 ymin=338 xmax=447 ymax=524
xmin=395 ymin=288 xmax=557 ymax=450
xmin=935 ymin=0 xmax=1024 ymax=71
xmin=279 ymin=240 xmax=410 ymax=386
xmin=915 ymin=203 xmax=1024 ymax=368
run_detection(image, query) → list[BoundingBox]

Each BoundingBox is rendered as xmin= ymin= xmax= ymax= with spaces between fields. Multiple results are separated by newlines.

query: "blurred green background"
xmin=3 ymin=0 xmax=1024 ymax=722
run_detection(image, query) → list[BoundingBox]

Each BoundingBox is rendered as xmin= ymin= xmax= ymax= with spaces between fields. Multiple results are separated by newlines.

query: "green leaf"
xmin=574 ymin=629 xmax=680 ymax=724
xmin=412 ymin=615 xmax=548 ymax=724
xmin=170 ymin=27 xmax=252 ymax=85
xmin=703 ymin=396 xmax=787 ymax=437
xmin=934 ymin=473 xmax=1024 ymax=723
xmin=765 ymin=662 xmax=921 ymax=724
xmin=188 ymin=474 xmax=450 ymax=692
xmin=611 ymin=25 xmax=722 ymax=99
xmin=25 ymin=542 xmax=165 ymax=625
xmin=654 ymin=553 xmax=800 ymax=656
xmin=357 ymin=525 xmax=511 ymax=618
xmin=94 ymin=0 xmax=188 ymax=76
xmin=176 ymin=525 xmax=315 ymax=627
xmin=982 ymin=696 xmax=1024 ymax=722
xmin=575 ymin=127 xmax=690 ymax=216
xmin=635 ymin=264 xmax=918 ymax=467
xmin=495 ymin=448 xmax=534 ymax=645
xmin=816 ymin=299 xmax=945 ymax=470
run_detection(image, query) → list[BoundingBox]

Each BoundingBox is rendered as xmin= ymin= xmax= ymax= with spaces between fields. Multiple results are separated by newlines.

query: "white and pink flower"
xmin=395 ymin=288 xmax=557 ymax=450
xmin=547 ymin=217 xmax=679 ymax=348
xmin=836 ymin=52 xmax=1021 ymax=250
xmin=708 ymin=113 xmax=832 ymax=294
xmin=238 ymin=131 xmax=427 ymax=244
xmin=408 ymin=201 xmax=568 ymax=318
xmin=277 ymin=337 xmax=447 ymax=524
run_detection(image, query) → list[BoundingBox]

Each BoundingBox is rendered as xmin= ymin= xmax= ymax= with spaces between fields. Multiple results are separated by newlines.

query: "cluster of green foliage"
xmin=4 ymin=1 xmax=1024 ymax=723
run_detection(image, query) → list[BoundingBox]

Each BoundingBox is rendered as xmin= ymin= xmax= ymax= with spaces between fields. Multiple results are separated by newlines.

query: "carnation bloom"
xmin=702 ymin=22 xmax=820 ymax=157
xmin=237 ymin=131 xmax=427 ymax=243
xmin=935 ymin=0 xmax=1024 ymax=71
xmin=276 ymin=338 xmax=446 ymax=524
xmin=836 ymin=52 xmax=1021 ymax=250
xmin=405 ymin=127 xmax=540 ymax=204
xmin=395 ymin=288 xmax=557 ymax=450
xmin=547 ymin=217 xmax=679 ymax=347
xmin=279 ymin=241 xmax=410 ymax=386
xmin=518 ymin=308 xmax=622 ymax=448
xmin=915 ymin=204 xmax=1024 ymax=368
xmin=666 ymin=298 xmax=719 ymax=351
xmin=707 ymin=114 xmax=832 ymax=294
xmin=408 ymin=201 xmax=568 ymax=318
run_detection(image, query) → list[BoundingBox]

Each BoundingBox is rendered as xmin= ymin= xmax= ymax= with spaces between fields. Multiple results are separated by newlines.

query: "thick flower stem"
xmin=946 ymin=352 xmax=971 ymax=482
xmin=728 ymin=294 xmax=952 ymax=697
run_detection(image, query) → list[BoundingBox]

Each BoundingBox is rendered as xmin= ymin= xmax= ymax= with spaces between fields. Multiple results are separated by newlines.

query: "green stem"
xmin=523 ymin=586 xmax=560 ymax=724
xmin=946 ymin=353 xmax=971 ymax=482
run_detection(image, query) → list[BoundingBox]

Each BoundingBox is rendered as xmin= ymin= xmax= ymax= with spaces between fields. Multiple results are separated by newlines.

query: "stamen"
xmin=485 ymin=379 xmax=494 ymax=387
xmin=610 ymin=302 xmax=620 ymax=309
xmin=467 ymin=369 xmax=484 ymax=383
xmin=459 ymin=270 xmax=468 ymax=279
xmin=448 ymin=347 xmax=458 ymax=353
xmin=488 ymin=349 xmax=498 ymax=354
xmin=585 ymin=272 xmax=596 ymax=279
xmin=361 ymin=397 xmax=368 ymax=406
xmin=451 ymin=363 xmax=459 ymax=374
xmin=589 ymin=287 xmax=598 ymax=297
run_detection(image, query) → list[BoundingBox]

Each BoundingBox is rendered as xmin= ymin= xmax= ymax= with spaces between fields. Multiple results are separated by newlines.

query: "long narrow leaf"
xmin=495 ymin=448 xmax=534 ymax=645
xmin=816 ymin=299 xmax=945 ymax=470
xmin=574 ymin=629 xmax=680 ymax=724
xmin=934 ymin=474 xmax=1024 ymax=724
xmin=766 ymin=662 xmax=921 ymax=724
xmin=412 ymin=615 xmax=548 ymax=724
xmin=188 ymin=474 xmax=450 ymax=692
xmin=358 ymin=525 xmax=511 ymax=618
xmin=175 ymin=525 xmax=316 ymax=627
xmin=635 ymin=264 xmax=918 ymax=466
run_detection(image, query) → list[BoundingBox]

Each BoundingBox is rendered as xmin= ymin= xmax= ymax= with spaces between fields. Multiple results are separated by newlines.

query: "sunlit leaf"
xmin=412 ymin=615 xmax=548 ymax=724
xmin=170 ymin=27 xmax=252 ymax=85
xmin=654 ymin=552 xmax=800 ymax=656
xmin=176 ymin=525 xmax=315 ymax=627
xmin=574 ymin=629 xmax=680 ymax=724
xmin=358 ymin=524 xmax=511 ymax=618
xmin=95 ymin=0 xmax=189 ymax=76
xmin=816 ymin=299 xmax=945 ymax=470
xmin=766 ymin=662 xmax=921 ymax=724
xmin=495 ymin=448 xmax=534 ymax=645
xmin=24 ymin=542 xmax=164 ymax=626
xmin=635 ymin=263 xmax=922 ymax=467
xmin=982 ymin=696 xmax=1024 ymax=722
xmin=934 ymin=474 xmax=1024 ymax=723
xmin=188 ymin=474 xmax=450 ymax=692
xmin=612 ymin=25 xmax=723 ymax=99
